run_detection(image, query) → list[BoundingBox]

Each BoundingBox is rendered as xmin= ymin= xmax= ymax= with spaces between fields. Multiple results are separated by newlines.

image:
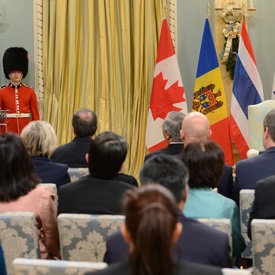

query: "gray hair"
xmin=162 ymin=111 xmax=185 ymax=142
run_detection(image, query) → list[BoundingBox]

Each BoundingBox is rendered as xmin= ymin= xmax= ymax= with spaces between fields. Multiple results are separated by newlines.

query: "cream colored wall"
xmin=0 ymin=0 xmax=34 ymax=88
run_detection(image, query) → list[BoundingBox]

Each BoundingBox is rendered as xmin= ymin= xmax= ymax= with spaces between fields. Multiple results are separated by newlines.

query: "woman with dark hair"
xmin=0 ymin=132 xmax=60 ymax=259
xmin=181 ymin=140 xmax=245 ymax=258
xmin=88 ymin=184 xmax=222 ymax=275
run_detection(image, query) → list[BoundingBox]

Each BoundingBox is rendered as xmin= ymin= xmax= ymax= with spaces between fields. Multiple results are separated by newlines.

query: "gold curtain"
xmin=42 ymin=0 xmax=165 ymax=178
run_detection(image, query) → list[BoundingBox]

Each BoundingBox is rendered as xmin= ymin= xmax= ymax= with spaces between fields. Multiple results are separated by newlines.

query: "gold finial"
xmin=207 ymin=3 xmax=210 ymax=19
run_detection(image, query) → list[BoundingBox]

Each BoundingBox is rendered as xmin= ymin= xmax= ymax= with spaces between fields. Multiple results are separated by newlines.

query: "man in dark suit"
xmin=104 ymin=154 xmax=232 ymax=267
xmin=180 ymin=111 xmax=234 ymax=199
xmin=144 ymin=111 xmax=185 ymax=162
xmin=58 ymin=131 xmax=133 ymax=215
xmin=51 ymin=108 xmax=97 ymax=168
xmin=51 ymin=108 xmax=138 ymax=187
xmin=234 ymin=109 xmax=275 ymax=204
xmin=247 ymin=175 xmax=275 ymax=239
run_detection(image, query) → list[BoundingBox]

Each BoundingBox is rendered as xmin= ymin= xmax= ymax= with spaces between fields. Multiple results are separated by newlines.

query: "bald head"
xmin=180 ymin=112 xmax=212 ymax=145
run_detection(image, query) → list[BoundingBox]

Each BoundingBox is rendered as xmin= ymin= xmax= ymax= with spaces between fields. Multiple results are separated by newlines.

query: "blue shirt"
xmin=184 ymin=187 xmax=245 ymax=257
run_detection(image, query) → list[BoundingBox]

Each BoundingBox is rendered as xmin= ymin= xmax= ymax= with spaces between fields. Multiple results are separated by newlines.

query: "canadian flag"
xmin=145 ymin=18 xmax=188 ymax=152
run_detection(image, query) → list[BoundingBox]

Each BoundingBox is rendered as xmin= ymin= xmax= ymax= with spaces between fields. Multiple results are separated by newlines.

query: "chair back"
xmin=239 ymin=189 xmax=255 ymax=259
xmin=197 ymin=218 xmax=232 ymax=255
xmin=248 ymin=100 xmax=275 ymax=151
xmin=57 ymin=213 xmax=125 ymax=262
xmin=252 ymin=219 xmax=275 ymax=275
xmin=12 ymin=258 xmax=107 ymax=275
xmin=222 ymin=268 xmax=252 ymax=274
xmin=0 ymin=212 xmax=40 ymax=275
xmin=68 ymin=168 xmax=89 ymax=182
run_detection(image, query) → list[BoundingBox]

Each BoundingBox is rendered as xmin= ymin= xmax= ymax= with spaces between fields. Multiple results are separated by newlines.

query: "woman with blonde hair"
xmin=21 ymin=120 xmax=70 ymax=188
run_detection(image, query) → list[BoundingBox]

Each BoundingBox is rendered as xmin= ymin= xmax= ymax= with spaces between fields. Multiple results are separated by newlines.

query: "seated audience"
xmin=0 ymin=132 xmax=60 ymax=259
xmin=144 ymin=111 xmax=185 ymax=162
xmin=51 ymin=108 xmax=138 ymax=186
xmin=58 ymin=131 xmax=133 ymax=215
xmin=89 ymin=184 xmax=222 ymax=275
xmin=247 ymin=174 xmax=275 ymax=239
xmin=104 ymin=154 xmax=232 ymax=268
xmin=51 ymin=108 xmax=97 ymax=168
xmin=234 ymin=109 xmax=275 ymax=204
xmin=181 ymin=140 xmax=245 ymax=258
xmin=180 ymin=112 xmax=234 ymax=199
xmin=21 ymin=120 xmax=71 ymax=189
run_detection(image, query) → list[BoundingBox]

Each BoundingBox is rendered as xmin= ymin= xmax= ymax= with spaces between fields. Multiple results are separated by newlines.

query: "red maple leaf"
xmin=150 ymin=72 xmax=185 ymax=120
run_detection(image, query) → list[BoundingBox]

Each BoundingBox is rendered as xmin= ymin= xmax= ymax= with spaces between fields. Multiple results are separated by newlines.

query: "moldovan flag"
xmin=271 ymin=71 xmax=275 ymax=100
xmin=146 ymin=18 xmax=187 ymax=152
xmin=230 ymin=21 xmax=264 ymax=159
xmin=193 ymin=18 xmax=233 ymax=165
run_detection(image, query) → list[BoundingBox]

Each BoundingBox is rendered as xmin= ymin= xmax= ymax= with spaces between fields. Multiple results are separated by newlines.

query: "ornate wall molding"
xmin=33 ymin=0 xmax=44 ymax=118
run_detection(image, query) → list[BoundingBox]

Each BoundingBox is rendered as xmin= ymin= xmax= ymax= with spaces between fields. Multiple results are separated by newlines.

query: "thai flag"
xmin=230 ymin=21 xmax=264 ymax=159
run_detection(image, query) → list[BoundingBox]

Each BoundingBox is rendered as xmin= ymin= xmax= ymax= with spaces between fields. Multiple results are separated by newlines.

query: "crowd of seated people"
xmin=1 ymin=108 xmax=275 ymax=273
xmin=89 ymin=184 xmax=222 ymax=275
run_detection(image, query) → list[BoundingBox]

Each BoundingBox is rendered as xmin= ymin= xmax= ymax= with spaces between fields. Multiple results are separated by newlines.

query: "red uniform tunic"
xmin=0 ymin=83 xmax=40 ymax=134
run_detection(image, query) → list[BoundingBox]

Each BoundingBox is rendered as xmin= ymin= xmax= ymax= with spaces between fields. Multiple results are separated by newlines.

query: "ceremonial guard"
xmin=0 ymin=47 xmax=40 ymax=134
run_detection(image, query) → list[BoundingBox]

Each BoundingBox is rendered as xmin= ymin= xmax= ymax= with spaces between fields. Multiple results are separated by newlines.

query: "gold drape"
xmin=42 ymin=0 xmax=165 ymax=178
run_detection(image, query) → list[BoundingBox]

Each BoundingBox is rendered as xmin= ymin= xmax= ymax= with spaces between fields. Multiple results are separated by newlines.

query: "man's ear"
xmin=183 ymin=185 xmax=188 ymax=203
xmin=208 ymin=129 xmax=212 ymax=138
xmin=172 ymin=222 xmax=183 ymax=244
xmin=121 ymin=223 xmax=132 ymax=245
xmin=180 ymin=129 xmax=185 ymax=141
xmin=85 ymin=153 xmax=89 ymax=164
xmin=72 ymin=126 xmax=76 ymax=135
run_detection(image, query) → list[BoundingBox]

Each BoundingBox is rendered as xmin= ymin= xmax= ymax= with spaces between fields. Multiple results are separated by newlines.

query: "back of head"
xmin=88 ymin=131 xmax=128 ymax=179
xmin=180 ymin=112 xmax=211 ymax=145
xmin=162 ymin=111 xmax=185 ymax=142
xmin=0 ymin=132 xmax=39 ymax=202
xmin=181 ymin=140 xmax=224 ymax=188
xmin=122 ymin=184 xmax=178 ymax=275
xmin=72 ymin=108 xmax=97 ymax=137
xmin=263 ymin=109 xmax=275 ymax=143
xmin=21 ymin=121 xmax=57 ymax=157
xmin=139 ymin=154 xmax=189 ymax=203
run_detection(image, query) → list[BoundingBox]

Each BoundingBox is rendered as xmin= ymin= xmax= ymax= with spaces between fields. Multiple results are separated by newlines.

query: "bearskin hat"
xmin=2 ymin=47 xmax=29 ymax=79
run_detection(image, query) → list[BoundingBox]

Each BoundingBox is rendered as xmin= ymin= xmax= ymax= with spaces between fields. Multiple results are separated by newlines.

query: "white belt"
xmin=6 ymin=113 xmax=30 ymax=118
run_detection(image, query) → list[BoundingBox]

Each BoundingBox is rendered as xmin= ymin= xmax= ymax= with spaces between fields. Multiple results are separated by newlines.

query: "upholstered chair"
xmin=57 ymin=214 xmax=125 ymax=262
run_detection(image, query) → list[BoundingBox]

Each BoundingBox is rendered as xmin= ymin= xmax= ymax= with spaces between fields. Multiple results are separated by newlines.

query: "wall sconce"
xmin=215 ymin=0 xmax=256 ymax=23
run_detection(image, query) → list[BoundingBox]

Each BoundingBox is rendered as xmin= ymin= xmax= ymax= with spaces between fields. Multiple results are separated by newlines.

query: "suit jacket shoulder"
xmin=217 ymin=164 xmax=233 ymax=199
xmin=104 ymin=214 xmax=232 ymax=268
xmin=248 ymin=174 xmax=275 ymax=238
xmin=88 ymin=260 xmax=222 ymax=275
xmin=57 ymin=176 xmax=132 ymax=215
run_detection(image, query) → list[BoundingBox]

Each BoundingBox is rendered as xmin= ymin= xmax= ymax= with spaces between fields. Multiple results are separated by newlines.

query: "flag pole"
xmin=207 ymin=3 xmax=210 ymax=20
